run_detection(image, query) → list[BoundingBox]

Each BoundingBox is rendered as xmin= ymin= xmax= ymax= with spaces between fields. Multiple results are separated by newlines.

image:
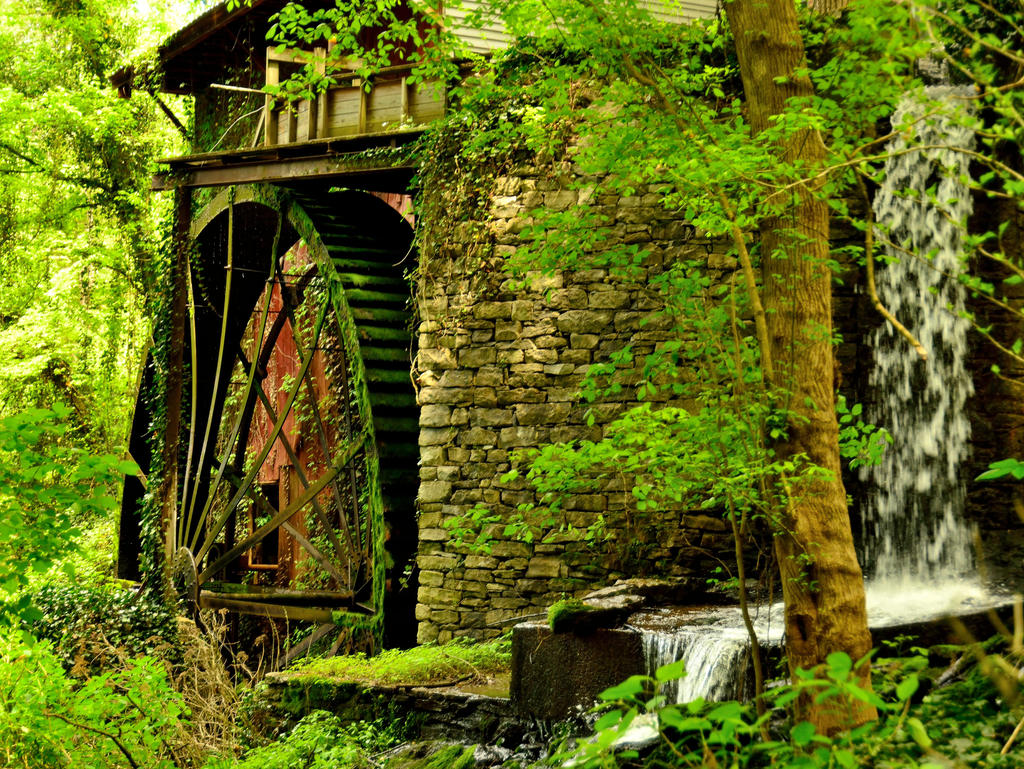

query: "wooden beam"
xmin=153 ymin=155 xmax=415 ymax=190
xmin=279 ymin=623 xmax=336 ymax=668
xmin=157 ymin=187 xmax=192 ymax=593
xmin=200 ymin=588 xmax=353 ymax=606
xmin=156 ymin=128 xmax=423 ymax=165
xmin=198 ymin=592 xmax=339 ymax=623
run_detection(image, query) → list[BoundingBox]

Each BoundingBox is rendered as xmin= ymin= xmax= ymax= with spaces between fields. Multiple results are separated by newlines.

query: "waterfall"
xmin=641 ymin=629 xmax=751 ymax=703
xmin=634 ymin=606 xmax=784 ymax=704
xmin=639 ymin=88 xmax=986 ymax=703
xmin=860 ymin=86 xmax=977 ymax=588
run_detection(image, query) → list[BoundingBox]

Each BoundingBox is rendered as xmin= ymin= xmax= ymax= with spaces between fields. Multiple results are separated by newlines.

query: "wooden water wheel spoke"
xmin=280 ymin=522 xmax=350 ymax=587
xmin=193 ymin=298 xmax=328 ymax=559
xmin=219 ymin=467 xmax=351 ymax=587
xmin=199 ymin=450 xmax=353 ymax=583
xmin=233 ymin=349 xmax=357 ymax=566
xmin=184 ymin=196 xmax=238 ymax=543
xmin=278 ymin=623 xmax=338 ymax=669
xmin=192 ymin=271 xmax=277 ymax=546
xmin=273 ymin=281 xmax=363 ymax=565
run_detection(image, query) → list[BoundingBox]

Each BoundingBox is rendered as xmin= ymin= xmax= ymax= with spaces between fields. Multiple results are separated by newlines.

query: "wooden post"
xmin=265 ymin=49 xmax=279 ymax=146
xmin=400 ymin=75 xmax=410 ymax=125
xmin=285 ymin=104 xmax=298 ymax=144
xmin=309 ymin=46 xmax=327 ymax=141
xmin=158 ymin=186 xmax=192 ymax=594
xmin=357 ymin=78 xmax=368 ymax=133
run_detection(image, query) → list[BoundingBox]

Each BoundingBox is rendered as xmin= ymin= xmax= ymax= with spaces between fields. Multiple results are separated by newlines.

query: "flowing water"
xmin=641 ymin=88 xmax=987 ymax=701
xmin=859 ymin=85 xmax=977 ymax=589
xmin=635 ymin=607 xmax=770 ymax=703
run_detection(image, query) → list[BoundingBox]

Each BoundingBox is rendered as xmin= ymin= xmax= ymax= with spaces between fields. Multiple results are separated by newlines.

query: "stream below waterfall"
xmin=634 ymin=583 xmax=1007 ymax=704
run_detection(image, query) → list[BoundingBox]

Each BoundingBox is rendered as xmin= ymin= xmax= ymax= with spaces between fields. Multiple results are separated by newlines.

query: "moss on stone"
xmin=547 ymin=598 xmax=597 ymax=633
xmin=381 ymin=742 xmax=476 ymax=769
xmin=285 ymin=636 xmax=511 ymax=687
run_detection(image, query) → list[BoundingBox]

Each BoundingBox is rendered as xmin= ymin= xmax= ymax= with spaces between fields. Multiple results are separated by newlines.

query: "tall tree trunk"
xmin=724 ymin=0 xmax=876 ymax=731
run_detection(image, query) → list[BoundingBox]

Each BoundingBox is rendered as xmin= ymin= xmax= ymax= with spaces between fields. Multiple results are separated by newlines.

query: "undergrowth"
xmin=31 ymin=580 xmax=180 ymax=674
xmin=204 ymin=710 xmax=414 ymax=769
xmin=287 ymin=635 xmax=512 ymax=686
xmin=546 ymin=638 xmax=1024 ymax=769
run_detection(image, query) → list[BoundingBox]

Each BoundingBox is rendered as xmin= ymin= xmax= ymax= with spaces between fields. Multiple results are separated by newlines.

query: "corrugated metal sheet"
xmin=446 ymin=0 xmax=718 ymax=54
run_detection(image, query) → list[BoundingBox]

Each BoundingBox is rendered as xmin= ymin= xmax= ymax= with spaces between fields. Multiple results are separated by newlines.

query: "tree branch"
xmin=857 ymin=177 xmax=928 ymax=361
xmin=44 ymin=711 xmax=141 ymax=769
xmin=0 ymin=142 xmax=114 ymax=194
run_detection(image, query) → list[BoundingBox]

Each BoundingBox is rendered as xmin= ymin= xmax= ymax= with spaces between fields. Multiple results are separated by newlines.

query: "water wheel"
xmin=119 ymin=185 xmax=418 ymax=660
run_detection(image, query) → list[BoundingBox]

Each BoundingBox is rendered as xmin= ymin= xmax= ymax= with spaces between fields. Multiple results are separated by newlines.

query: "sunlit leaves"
xmin=0 ymin=406 xmax=137 ymax=623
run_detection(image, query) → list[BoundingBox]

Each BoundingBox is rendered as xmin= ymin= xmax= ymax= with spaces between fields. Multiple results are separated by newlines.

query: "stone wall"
xmin=412 ymin=162 xmax=739 ymax=643
xmin=411 ymin=165 xmax=1024 ymax=643
xmin=964 ymin=195 xmax=1024 ymax=577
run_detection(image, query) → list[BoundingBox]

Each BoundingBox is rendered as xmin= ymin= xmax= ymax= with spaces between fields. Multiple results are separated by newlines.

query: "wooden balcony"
xmin=263 ymin=47 xmax=446 ymax=147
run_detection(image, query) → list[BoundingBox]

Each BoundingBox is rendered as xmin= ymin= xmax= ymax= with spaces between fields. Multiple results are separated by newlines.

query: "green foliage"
xmin=976 ymin=458 xmax=1024 ymax=481
xmin=0 ymin=628 xmax=189 ymax=769
xmin=404 ymin=744 xmax=477 ymax=769
xmin=30 ymin=581 xmax=179 ymax=674
xmin=550 ymin=648 xmax=1021 ymax=769
xmin=206 ymin=709 xmax=415 ymax=769
xmin=836 ymin=396 xmax=892 ymax=470
xmin=287 ymin=635 xmax=511 ymax=686
xmin=0 ymin=0 xmax=183 ymax=449
xmin=0 ymin=405 xmax=137 ymax=623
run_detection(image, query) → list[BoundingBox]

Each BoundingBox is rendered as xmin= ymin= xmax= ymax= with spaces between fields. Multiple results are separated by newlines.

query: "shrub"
xmin=205 ymin=710 xmax=412 ymax=769
xmin=0 ymin=405 xmax=137 ymax=623
xmin=30 ymin=581 xmax=179 ymax=674
xmin=0 ymin=628 xmax=189 ymax=769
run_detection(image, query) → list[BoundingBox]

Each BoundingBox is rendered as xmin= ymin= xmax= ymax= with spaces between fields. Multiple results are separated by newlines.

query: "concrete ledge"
xmin=510 ymin=622 xmax=645 ymax=720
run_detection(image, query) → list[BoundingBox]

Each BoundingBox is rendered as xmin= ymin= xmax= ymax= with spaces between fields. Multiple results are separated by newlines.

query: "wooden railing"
xmin=263 ymin=47 xmax=446 ymax=146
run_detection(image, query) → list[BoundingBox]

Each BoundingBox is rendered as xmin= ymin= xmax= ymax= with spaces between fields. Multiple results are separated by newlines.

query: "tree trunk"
xmin=723 ymin=0 xmax=876 ymax=731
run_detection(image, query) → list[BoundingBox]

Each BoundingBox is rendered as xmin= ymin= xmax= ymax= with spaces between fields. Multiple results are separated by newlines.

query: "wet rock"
xmin=581 ymin=577 xmax=710 ymax=607
xmin=611 ymin=712 xmax=660 ymax=752
xmin=473 ymin=745 xmax=514 ymax=765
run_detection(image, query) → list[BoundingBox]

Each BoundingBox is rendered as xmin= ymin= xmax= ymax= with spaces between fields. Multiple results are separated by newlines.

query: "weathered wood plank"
xmin=153 ymin=155 xmax=416 ymax=190
xmin=265 ymin=53 xmax=279 ymax=146
xmin=198 ymin=592 xmax=339 ymax=623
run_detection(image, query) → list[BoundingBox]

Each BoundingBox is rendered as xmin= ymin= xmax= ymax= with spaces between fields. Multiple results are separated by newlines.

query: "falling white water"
xmin=637 ymin=584 xmax=1008 ymax=703
xmin=637 ymin=88 xmax=993 ymax=704
xmin=641 ymin=629 xmax=751 ymax=703
xmin=634 ymin=606 xmax=784 ymax=704
xmin=860 ymin=86 xmax=977 ymax=589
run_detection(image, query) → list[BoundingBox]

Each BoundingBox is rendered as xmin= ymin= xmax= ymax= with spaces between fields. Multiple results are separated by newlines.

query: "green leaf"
xmin=655 ymin=659 xmax=687 ymax=683
xmin=835 ymin=748 xmax=856 ymax=768
xmin=594 ymin=710 xmax=622 ymax=731
xmin=826 ymin=651 xmax=853 ymax=677
xmin=907 ymin=717 xmax=932 ymax=750
xmin=707 ymin=701 xmax=742 ymax=721
xmin=599 ymin=675 xmax=649 ymax=701
xmin=791 ymin=721 xmax=816 ymax=746
xmin=896 ymin=674 xmax=919 ymax=701
xmin=976 ymin=458 xmax=1024 ymax=481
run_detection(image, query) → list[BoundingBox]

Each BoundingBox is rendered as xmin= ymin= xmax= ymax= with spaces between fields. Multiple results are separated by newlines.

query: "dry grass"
xmin=168 ymin=609 xmax=282 ymax=764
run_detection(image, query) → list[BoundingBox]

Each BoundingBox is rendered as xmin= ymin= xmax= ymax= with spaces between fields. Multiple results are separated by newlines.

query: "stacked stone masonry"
xmin=413 ymin=163 xmax=740 ymax=643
